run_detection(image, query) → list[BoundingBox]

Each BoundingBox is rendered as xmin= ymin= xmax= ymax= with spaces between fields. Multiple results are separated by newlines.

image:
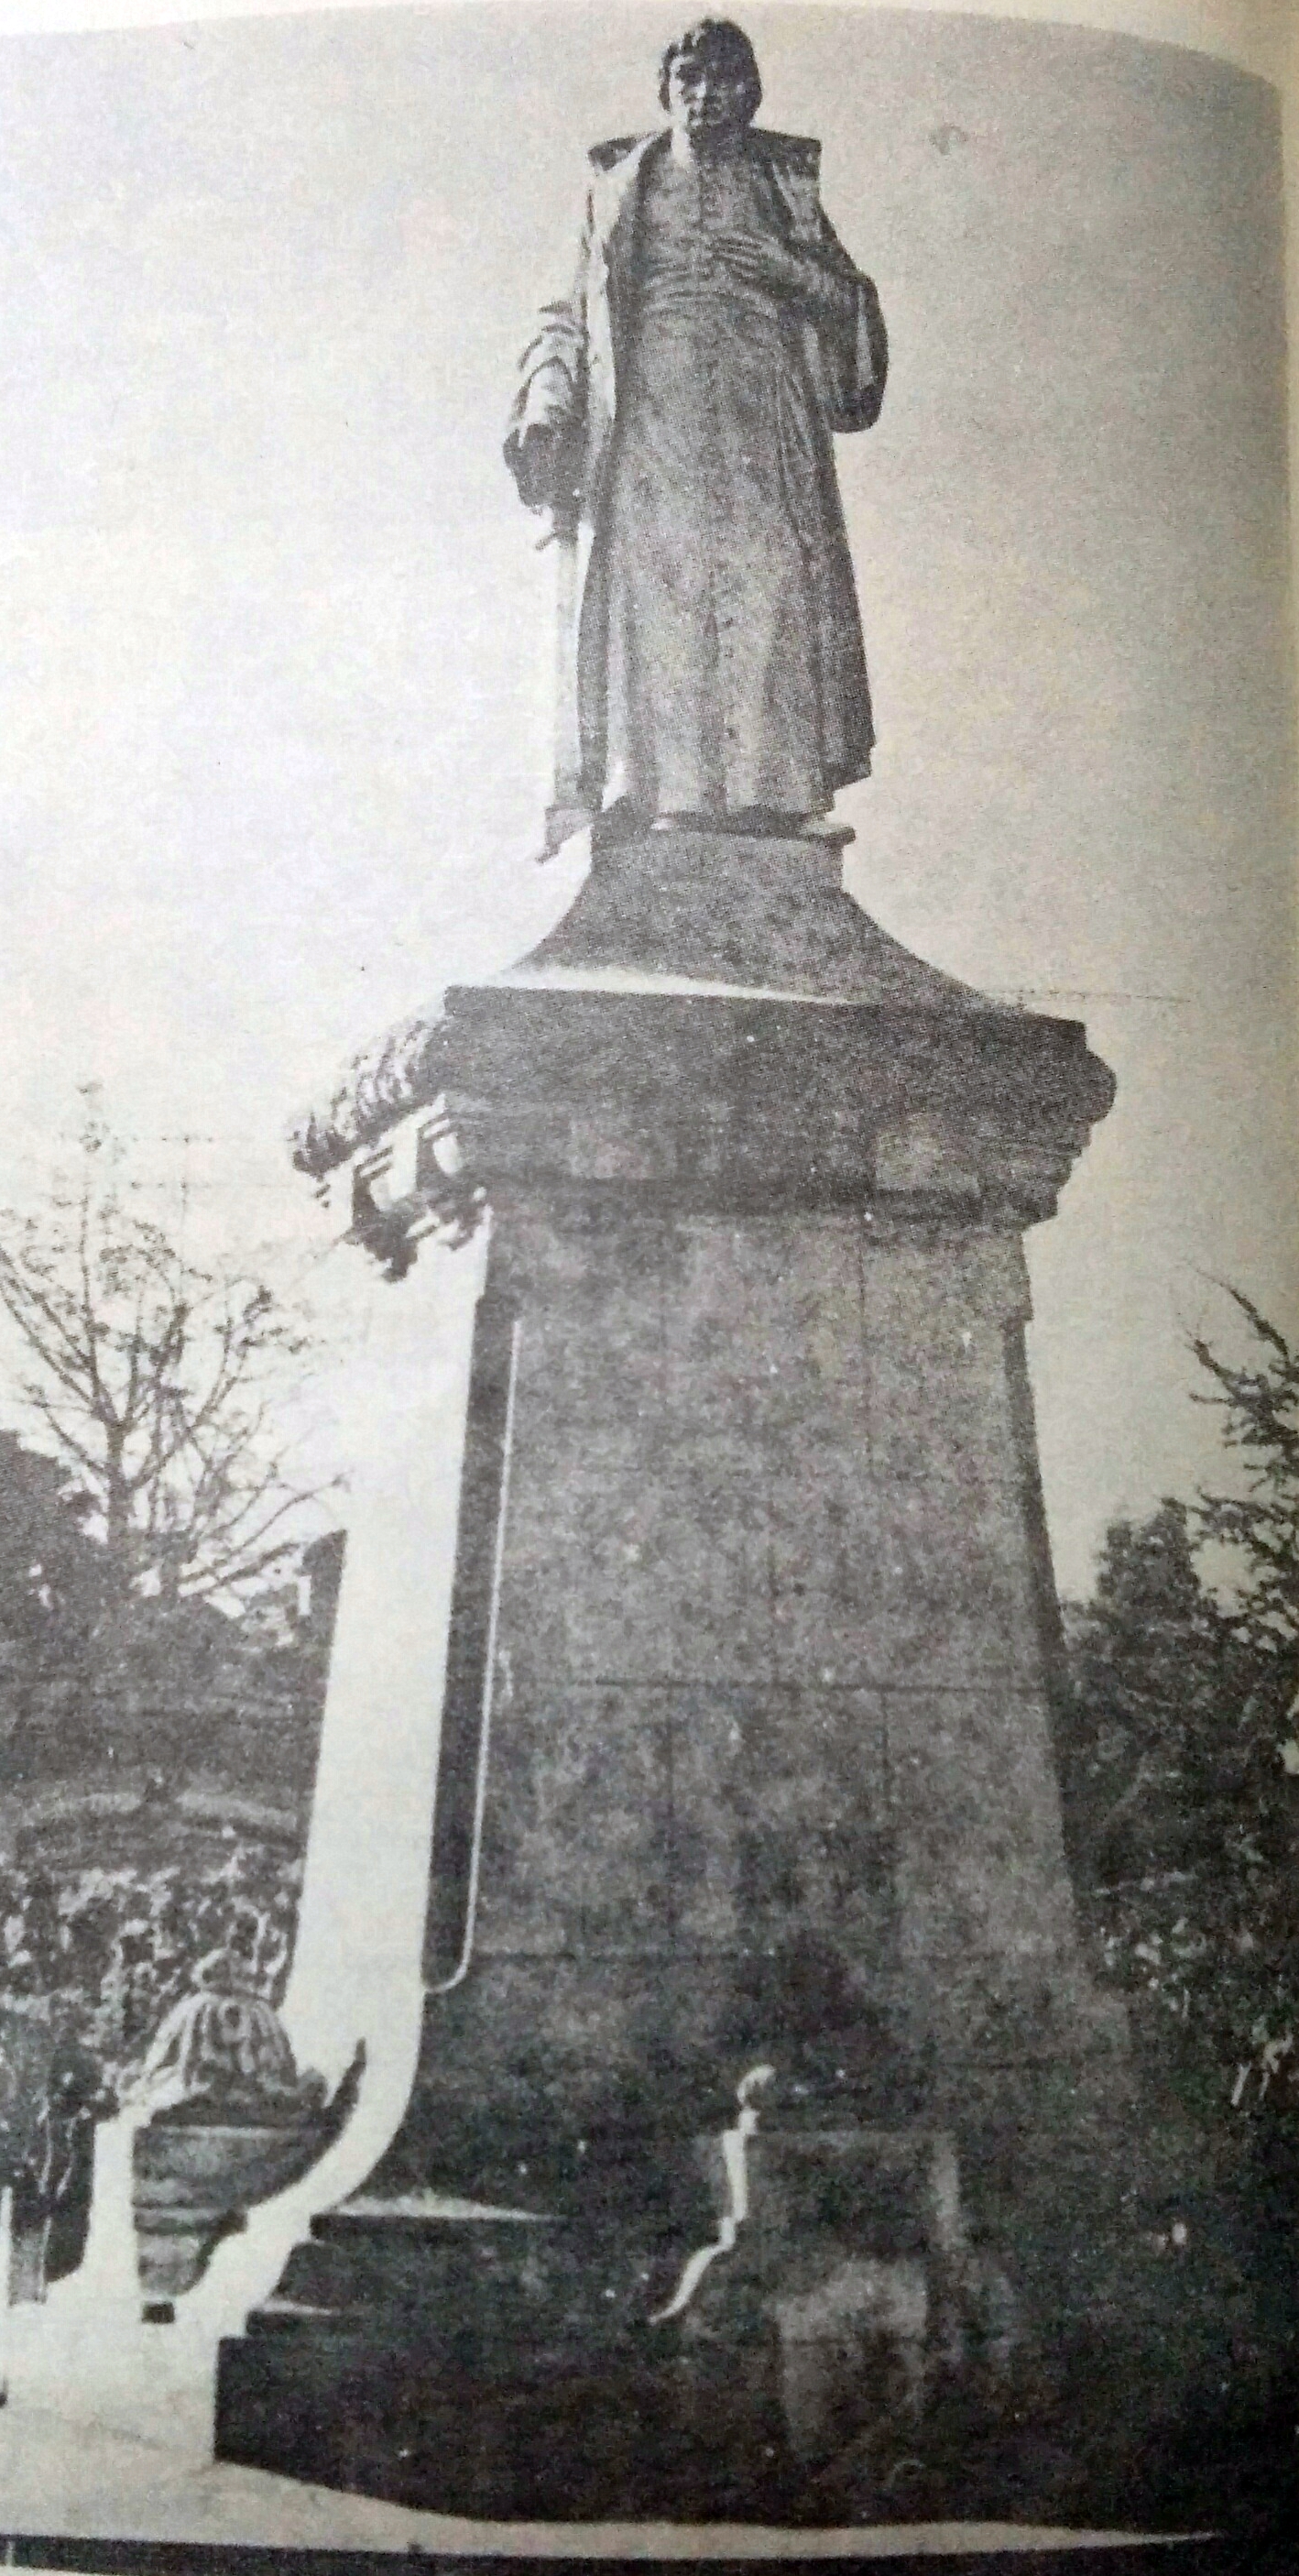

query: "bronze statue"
xmin=506 ymin=17 xmax=888 ymax=839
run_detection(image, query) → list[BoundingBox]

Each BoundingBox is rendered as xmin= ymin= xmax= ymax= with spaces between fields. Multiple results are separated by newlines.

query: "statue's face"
xmin=665 ymin=49 xmax=755 ymax=148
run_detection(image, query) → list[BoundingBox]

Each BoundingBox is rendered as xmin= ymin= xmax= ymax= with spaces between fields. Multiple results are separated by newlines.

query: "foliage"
xmin=1192 ymin=1285 xmax=1299 ymax=1655
xmin=1066 ymin=1295 xmax=1299 ymax=2131
xmin=1064 ymin=1502 xmax=1238 ymax=1888
xmin=0 ymin=1433 xmax=108 ymax=1743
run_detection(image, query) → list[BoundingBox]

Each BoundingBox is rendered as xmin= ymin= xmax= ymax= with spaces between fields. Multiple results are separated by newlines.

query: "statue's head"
xmin=660 ymin=18 xmax=762 ymax=146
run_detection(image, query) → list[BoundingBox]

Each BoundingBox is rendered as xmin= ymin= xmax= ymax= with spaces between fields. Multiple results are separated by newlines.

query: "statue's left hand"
xmin=709 ymin=229 xmax=828 ymax=310
xmin=511 ymin=421 xmax=563 ymax=510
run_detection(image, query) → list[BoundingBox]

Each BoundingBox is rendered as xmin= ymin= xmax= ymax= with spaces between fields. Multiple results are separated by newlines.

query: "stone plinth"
xmin=218 ymin=830 xmax=1127 ymax=2516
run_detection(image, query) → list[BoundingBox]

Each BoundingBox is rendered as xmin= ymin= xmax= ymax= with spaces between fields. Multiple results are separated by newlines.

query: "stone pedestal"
xmin=218 ymin=829 xmax=1128 ymax=2516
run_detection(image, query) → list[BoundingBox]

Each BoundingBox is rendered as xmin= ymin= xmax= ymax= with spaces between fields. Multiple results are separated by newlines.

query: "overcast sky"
xmin=0 ymin=2 xmax=1292 ymax=1593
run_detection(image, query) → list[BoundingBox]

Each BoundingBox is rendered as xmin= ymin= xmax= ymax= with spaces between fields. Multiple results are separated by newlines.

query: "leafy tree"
xmin=1192 ymin=1287 xmax=1299 ymax=1659
xmin=1189 ymin=1290 xmax=1299 ymax=2109
xmin=1066 ymin=1293 xmax=1299 ymax=2124
xmin=1064 ymin=1502 xmax=1240 ymax=1894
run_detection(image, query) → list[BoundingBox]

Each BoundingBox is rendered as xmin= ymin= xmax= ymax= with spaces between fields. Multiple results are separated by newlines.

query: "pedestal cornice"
xmin=442 ymin=979 xmax=1113 ymax=1228
xmin=289 ymin=831 xmax=1115 ymax=1257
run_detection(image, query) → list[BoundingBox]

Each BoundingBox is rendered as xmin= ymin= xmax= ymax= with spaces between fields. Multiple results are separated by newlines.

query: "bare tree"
xmin=0 ymin=1109 xmax=328 ymax=1610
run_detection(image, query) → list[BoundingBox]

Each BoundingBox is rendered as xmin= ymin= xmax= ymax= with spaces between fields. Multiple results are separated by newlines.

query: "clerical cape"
xmin=507 ymin=128 xmax=888 ymax=823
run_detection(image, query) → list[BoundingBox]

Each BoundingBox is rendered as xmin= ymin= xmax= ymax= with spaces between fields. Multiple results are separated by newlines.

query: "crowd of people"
xmin=0 ymin=1837 xmax=303 ymax=2091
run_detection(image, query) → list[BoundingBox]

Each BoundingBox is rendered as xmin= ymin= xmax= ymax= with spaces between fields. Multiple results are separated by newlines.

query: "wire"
xmin=427 ymin=1314 xmax=522 ymax=1996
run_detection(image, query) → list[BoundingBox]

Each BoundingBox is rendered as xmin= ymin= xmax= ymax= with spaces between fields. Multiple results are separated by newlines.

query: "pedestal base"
xmin=227 ymin=832 xmax=1148 ymax=2521
xmin=217 ymin=2091 xmax=1213 ymax=2527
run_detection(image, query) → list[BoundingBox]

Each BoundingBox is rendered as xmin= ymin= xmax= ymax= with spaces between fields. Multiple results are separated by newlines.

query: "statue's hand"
xmin=709 ymin=228 xmax=820 ymax=307
xmin=711 ymin=229 xmax=851 ymax=326
xmin=512 ymin=421 xmax=562 ymax=511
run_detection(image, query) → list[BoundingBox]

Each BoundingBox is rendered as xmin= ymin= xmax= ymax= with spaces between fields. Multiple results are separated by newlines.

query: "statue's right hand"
xmin=512 ymin=422 xmax=561 ymax=511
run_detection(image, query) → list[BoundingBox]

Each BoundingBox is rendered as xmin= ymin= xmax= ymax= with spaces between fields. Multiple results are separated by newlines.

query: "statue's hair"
xmin=658 ymin=19 xmax=762 ymax=119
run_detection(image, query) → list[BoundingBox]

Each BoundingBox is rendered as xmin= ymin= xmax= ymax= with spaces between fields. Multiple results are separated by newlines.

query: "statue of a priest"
xmin=506 ymin=16 xmax=888 ymax=837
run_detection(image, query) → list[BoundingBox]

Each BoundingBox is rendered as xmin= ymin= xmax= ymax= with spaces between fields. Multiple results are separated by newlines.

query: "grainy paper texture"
xmin=0 ymin=0 xmax=1292 ymax=2562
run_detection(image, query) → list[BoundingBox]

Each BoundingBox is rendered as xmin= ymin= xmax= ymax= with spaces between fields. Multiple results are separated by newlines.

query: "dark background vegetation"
xmin=1062 ymin=1290 xmax=1299 ymax=2149
xmin=1056 ymin=1288 xmax=1298 ymax=2531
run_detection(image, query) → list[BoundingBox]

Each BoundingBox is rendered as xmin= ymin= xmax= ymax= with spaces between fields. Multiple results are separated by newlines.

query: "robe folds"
xmin=506 ymin=128 xmax=888 ymax=822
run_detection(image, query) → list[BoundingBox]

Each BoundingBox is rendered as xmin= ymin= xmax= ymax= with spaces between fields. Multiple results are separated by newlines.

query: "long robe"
xmin=507 ymin=128 xmax=887 ymax=821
